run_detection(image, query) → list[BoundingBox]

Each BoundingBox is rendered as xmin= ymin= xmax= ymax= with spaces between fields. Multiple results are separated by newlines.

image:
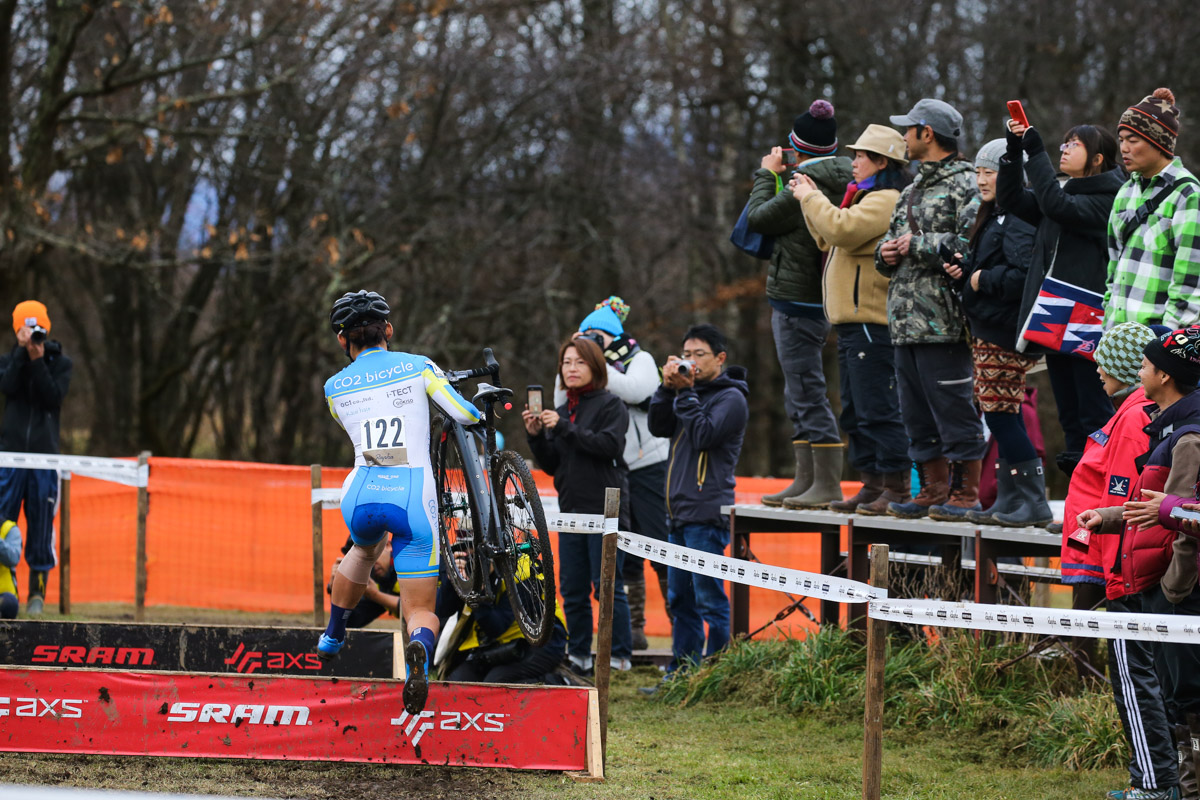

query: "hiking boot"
xmin=1046 ymin=521 xmax=1063 ymax=534
xmin=928 ymin=460 xmax=983 ymax=521
xmin=966 ymin=460 xmax=1015 ymax=524
xmin=763 ymin=441 xmax=812 ymax=506
xmin=830 ymin=471 xmax=882 ymax=512
xmin=856 ymin=470 xmax=912 ymax=516
xmin=784 ymin=443 xmax=845 ymax=509
xmin=1106 ymin=786 xmax=1180 ymax=799
xmin=627 ymin=576 xmax=649 ymax=650
xmin=993 ymin=458 xmax=1054 ymax=527
xmin=887 ymin=458 xmax=949 ymax=519
xmin=316 ymin=633 xmax=344 ymax=662
xmin=403 ymin=640 xmax=430 ymax=715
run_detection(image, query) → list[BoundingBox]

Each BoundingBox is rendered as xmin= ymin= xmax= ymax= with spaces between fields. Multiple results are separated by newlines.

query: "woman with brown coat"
xmin=791 ymin=124 xmax=912 ymax=513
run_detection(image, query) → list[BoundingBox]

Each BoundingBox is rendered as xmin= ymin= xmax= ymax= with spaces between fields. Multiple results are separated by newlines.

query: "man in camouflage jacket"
xmin=873 ymin=99 xmax=986 ymax=520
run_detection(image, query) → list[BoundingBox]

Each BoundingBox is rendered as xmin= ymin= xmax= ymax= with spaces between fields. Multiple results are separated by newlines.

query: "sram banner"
xmin=0 ymin=667 xmax=597 ymax=773
xmin=0 ymin=621 xmax=394 ymax=678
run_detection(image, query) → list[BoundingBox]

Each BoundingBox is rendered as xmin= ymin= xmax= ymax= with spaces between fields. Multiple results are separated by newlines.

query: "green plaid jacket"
xmin=1104 ymin=158 xmax=1200 ymax=329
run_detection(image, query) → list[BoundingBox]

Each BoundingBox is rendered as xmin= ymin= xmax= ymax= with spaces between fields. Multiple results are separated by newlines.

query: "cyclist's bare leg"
xmin=317 ymin=540 xmax=386 ymax=660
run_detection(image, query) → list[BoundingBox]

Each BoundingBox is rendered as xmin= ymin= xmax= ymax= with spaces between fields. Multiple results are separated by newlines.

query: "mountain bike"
xmin=433 ymin=348 xmax=556 ymax=647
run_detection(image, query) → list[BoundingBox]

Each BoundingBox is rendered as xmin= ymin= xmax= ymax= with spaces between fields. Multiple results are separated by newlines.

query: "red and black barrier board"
xmin=0 ymin=667 xmax=598 ymax=774
xmin=0 ymin=621 xmax=395 ymax=678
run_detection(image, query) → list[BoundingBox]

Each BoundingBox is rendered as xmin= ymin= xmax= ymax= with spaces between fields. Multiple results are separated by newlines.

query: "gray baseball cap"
xmin=889 ymin=99 xmax=963 ymax=138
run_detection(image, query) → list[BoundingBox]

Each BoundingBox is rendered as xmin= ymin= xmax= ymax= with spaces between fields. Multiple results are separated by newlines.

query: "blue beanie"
xmin=578 ymin=304 xmax=624 ymax=336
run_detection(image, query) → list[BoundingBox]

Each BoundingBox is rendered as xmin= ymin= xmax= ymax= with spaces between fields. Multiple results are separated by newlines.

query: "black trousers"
xmin=446 ymin=644 xmax=564 ymax=684
xmin=1108 ymin=590 xmax=1178 ymax=791
xmin=622 ymin=461 xmax=669 ymax=582
xmin=1147 ymin=582 xmax=1200 ymax=727
xmin=835 ymin=323 xmax=909 ymax=474
xmin=1045 ymin=352 xmax=1114 ymax=455
xmin=893 ymin=342 xmax=987 ymax=463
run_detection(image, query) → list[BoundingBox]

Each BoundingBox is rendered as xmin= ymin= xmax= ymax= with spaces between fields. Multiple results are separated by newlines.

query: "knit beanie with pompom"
xmin=1119 ymin=87 xmax=1181 ymax=157
xmin=790 ymin=100 xmax=838 ymax=156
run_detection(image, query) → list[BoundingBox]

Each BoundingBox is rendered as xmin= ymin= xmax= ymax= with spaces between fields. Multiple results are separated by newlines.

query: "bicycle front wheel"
xmin=493 ymin=450 xmax=556 ymax=647
xmin=435 ymin=420 xmax=486 ymax=599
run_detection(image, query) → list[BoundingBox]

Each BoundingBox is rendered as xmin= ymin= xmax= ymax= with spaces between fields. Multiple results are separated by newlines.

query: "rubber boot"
xmin=784 ymin=443 xmax=845 ymax=509
xmin=762 ymin=441 xmax=812 ymax=506
xmin=928 ymin=460 xmax=983 ymax=521
xmin=627 ymin=576 xmax=649 ymax=651
xmin=888 ymin=458 xmax=950 ymax=519
xmin=1177 ymin=724 xmax=1199 ymax=800
xmin=994 ymin=458 xmax=1054 ymax=527
xmin=966 ymin=460 xmax=1016 ymax=524
xmin=657 ymin=572 xmax=673 ymax=626
xmin=830 ymin=471 xmax=882 ymax=513
xmin=857 ymin=470 xmax=912 ymax=516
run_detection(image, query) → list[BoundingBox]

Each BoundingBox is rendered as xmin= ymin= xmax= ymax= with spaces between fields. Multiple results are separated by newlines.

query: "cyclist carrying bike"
xmin=318 ymin=290 xmax=482 ymax=715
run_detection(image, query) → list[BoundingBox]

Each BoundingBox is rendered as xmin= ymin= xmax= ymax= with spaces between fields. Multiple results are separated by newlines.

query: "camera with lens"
xmin=30 ymin=326 xmax=47 ymax=345
xmin=577 ymin=331 xmax=605 ymax=348
xmin=677 ymin=359 xmax=695 ymax=377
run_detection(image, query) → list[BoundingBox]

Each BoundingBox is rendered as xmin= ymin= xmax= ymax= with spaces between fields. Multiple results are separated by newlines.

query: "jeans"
xmin=557 ymin=531 xmax=633 ymax=660
xmin=667 ymin=522 xmax=731 ymax=671
xmin=835 ymin=323 xmax=909 ymax=473
xmin=622 ymin=461 xmax=669 ymax=582
xmin=770 ymin=309 xmax=840 ymax=444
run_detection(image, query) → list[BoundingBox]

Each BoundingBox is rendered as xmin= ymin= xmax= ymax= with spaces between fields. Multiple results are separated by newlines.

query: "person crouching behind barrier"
xmin=435 ymin=548 xmax=568 ymax=684
xmin=0 ymin=519 xmax=21 ymax=619
xmin=319 ymin=290 xmax=483 ymax=716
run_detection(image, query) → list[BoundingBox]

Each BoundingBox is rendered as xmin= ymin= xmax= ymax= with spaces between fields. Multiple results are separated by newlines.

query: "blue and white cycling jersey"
xmin=325 ymin=347 xmax=481 ymax=578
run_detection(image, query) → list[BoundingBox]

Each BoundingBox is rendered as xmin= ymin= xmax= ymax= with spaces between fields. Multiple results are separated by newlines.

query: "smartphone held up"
xmin=1007 ymin=100 xmax=1029 ymax=129
xmin=526 ymin=385 xmax=543 ymax=415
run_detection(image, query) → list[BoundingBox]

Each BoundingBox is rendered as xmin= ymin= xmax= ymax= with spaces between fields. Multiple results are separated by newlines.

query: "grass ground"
xmin=2 ymin=606 xmax=1129 ymax=799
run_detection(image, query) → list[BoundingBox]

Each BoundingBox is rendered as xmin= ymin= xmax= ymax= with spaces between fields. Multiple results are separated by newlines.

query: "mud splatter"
xmin=97 ymin=687 xmax=111 ymax=704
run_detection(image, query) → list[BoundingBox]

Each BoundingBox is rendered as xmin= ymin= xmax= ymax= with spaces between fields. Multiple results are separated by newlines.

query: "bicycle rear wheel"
xmin=435 ymin=420 xmax=486 ymax=600
xmin=493 ymin=450 xmax=556 ymax=647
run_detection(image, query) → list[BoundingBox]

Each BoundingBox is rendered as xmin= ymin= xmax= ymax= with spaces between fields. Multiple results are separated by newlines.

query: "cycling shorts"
xmin=340 ymin=465 xmax=439 ymax=579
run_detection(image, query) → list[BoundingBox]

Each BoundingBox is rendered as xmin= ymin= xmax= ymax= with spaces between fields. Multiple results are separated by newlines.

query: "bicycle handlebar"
xmin=446 ymin=348 xmax=502 ymax=385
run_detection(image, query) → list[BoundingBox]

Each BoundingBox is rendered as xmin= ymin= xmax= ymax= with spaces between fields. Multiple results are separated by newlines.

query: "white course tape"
xmin=544 ymin=512 xmax=610 ymax=533
xmin=868 ymin=598 xmax=1200 ymax=645
xmin=0 ymin=451 xmax=147 ymax=487
xmin=618 ymin=530 xmax=885 ymax=603
xmin=312 ymin=488 xmax=341 ymax=509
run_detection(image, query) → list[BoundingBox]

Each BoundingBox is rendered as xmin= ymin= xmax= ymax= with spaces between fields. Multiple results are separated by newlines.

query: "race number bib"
xmin=359 ymin=416 xmax=408 ymax=466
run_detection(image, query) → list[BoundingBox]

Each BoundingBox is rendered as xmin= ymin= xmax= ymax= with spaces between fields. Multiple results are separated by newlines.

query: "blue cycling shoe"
xmin=403 ymin=641 xmax=429 ymax=715
xmin=316 ymin=633 xmax=344 ymax=662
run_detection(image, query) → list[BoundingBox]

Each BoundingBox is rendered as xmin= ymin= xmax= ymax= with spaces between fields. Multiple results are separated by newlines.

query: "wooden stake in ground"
xmin=311 ymin=464 xmax=325 ymax=627
xmin=594 ymin=486 xmax=621 ymax=768
xmin=134 ymin=451 xmax=151 ymax=623
xmin=862 ymin=543 xmax=889 ymax=800
xmin=58 ymin=473 xmax=70 ymax=615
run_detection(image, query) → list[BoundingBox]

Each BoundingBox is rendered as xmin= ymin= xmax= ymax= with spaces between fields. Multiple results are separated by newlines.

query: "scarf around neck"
xmin=565 ymin=383 xmax=595 ymax=421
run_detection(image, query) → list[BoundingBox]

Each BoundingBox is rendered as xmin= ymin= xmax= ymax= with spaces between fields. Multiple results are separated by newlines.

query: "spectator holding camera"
xmin=746 ymin=100 xmax=852 ymax=509
xmin=555 ymin=296 xmax=670 ymax=651
xmin=0 ymin=300 xmax=72 ymax=616
xmin=875 ymin=100 xmax=985 ymax=519
xmin=647 ymin=324 xmax=748 ymax=672
xmin=792 ymin=124 xmax=912 ymax=514
xmin=937 ymin=139 xmax=1050 ymax=525
xmin=999 ymin=114 xmax=1125 ymax=478
xmin=524 ymin=337 xmax=633 ymax=675
xmin=1077 ymin=326 xmax=1200 ymax=800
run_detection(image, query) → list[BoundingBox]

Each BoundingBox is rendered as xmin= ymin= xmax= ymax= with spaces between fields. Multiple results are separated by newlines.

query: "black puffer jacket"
xmin=958 ymin=207 xmax=1036 ymax=349
xmin=0 ymin=341 xmax=72 ymax=454
xmin=995 ymin=128 xmax=1125 ymax=353
xmin=527 ymin=388 xmax=630 ymax=527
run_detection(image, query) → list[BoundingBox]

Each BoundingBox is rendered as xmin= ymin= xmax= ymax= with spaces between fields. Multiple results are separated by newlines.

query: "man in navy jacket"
xmin=648 ymin=323 xmax=749 ymax=672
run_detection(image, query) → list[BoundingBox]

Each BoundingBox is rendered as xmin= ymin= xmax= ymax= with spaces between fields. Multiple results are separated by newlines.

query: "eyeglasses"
xmin=1060 ymin=141 xmax=1082 ymax=152
xmin=680 ymin=350 xmax=712 ymax=360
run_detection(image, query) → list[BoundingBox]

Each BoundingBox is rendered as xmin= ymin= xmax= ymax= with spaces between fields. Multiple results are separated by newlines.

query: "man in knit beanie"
xmin=745 ymin=100 xmax=852 ymax=509
xmin=1106 ymin=88 xmax=1200 ymax=331
xmin=1080 ymin=325 xmax=1200 ymax=800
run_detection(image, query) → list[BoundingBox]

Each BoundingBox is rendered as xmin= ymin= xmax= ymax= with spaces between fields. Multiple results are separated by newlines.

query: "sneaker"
xmin=402 ymin=640 xmax=429 ymax=715
xmin=1107 ymin=786 xmax=1181 ymax=799
xmin=316 ymin=633 xmax=344 ymax=662
xmin=566 ymin=654 xmax=594 ymax=677
xmin=25 ymin=596 xmax=44 ymax=617
xmin=610 ymin=657 xmax=632 ymax=672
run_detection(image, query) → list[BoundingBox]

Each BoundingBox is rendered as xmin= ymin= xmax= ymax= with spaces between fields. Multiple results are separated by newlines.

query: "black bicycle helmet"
xmin=329 ymin=290 xmax=390 ymax=335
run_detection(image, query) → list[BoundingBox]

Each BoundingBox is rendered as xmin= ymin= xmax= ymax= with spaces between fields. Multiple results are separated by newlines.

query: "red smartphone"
xmin=1007 ymin=100 xmax=1029 ymax=128
xmin=781 ymin=148 xmax=799 ymax=167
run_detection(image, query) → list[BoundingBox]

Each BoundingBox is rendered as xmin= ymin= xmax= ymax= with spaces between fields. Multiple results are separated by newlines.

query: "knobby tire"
xmin=493 ymin=450 xmax=556 ymax=647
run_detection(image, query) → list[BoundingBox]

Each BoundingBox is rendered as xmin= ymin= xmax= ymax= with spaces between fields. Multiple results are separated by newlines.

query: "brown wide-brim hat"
xmin=847 ymin=124 xmax=909 ymax=164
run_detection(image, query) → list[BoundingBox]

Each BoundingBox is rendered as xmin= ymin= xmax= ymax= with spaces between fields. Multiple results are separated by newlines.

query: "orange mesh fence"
xmin=9 ymin=457 xmax=1065 ymax=636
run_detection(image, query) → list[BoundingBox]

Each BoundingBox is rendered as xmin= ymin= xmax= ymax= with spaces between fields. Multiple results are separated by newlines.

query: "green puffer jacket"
xmin=874 ymin=158 xmax=980 ymax=345
xmin=746 ymin=156 xmax=853 ymax=304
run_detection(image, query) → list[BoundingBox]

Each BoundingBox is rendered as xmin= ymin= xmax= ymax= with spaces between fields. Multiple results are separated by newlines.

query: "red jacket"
xmin=1061 ymin=387 xmax=1150 ymax=587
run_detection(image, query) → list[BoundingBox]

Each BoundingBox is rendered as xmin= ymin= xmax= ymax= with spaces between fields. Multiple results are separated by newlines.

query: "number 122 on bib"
xmin=360 ymin=416 xmax=408 ymax=466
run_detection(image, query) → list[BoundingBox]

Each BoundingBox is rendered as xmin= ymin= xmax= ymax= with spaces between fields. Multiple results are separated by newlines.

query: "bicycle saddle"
xmin=472 ymin=382 xmax=514 ymax=404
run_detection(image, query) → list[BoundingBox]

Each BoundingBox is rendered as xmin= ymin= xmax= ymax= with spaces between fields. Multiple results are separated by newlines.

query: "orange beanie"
xmin=12 ymin=300 xmax=50 ymax=333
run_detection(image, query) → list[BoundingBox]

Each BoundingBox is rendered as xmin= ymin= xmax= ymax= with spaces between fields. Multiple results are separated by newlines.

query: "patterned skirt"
xmin=971 ymin=341 xmax=1039 ymax=414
